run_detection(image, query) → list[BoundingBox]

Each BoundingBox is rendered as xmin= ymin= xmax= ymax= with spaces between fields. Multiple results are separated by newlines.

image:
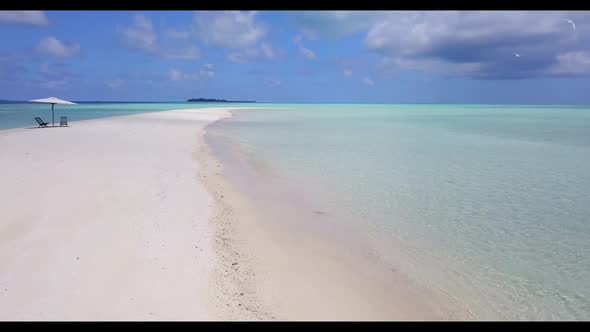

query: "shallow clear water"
xmin=208 ymin=104 xmax=590 ymax=320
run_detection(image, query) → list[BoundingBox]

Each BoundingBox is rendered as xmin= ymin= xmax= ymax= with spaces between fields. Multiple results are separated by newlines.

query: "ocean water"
xmin=206 ymin=104 xmax=590 ymax=320
xmin=0 ymin=102 xmax=250 ymax=130
xmin=3 ymin=101 xmax=589 ymax=319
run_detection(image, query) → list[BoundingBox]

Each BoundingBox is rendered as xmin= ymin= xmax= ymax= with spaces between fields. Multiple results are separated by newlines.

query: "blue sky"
xmin=1 ymin=10 xmax=590 ymax=104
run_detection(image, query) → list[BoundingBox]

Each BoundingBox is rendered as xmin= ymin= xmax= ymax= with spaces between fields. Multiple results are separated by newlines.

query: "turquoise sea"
xmin=206 ymin=104 xmax=590 ymax=320
xmin=2 ymin=102 xmax=589 ymax=320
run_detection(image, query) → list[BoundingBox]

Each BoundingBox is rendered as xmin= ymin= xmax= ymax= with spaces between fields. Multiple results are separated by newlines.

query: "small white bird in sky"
xmin=514 ymin=53 xmax=521 ymax=57
xmin=566 ymin=19 xmax=576 ymax=31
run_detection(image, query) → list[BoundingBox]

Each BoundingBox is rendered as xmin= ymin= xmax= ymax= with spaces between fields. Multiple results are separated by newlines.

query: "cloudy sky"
xmin=1 ymin=10 xmax=590 ymax=103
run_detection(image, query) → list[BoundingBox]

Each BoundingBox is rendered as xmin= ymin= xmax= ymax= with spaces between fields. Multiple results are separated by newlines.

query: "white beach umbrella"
xmin=29 ymin=97 xmax=77 ymax=127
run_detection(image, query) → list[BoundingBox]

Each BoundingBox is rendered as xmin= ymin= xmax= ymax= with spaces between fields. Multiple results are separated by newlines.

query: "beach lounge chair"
xmin=35 ymin=117 xmax=49 ymax=128
xmin=60 ymin=116 xmax=68 ymax=127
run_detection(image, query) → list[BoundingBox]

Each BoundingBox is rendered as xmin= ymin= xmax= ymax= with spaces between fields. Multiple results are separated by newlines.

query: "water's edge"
xmin=200 ymin=109 xmax=475 ymax=320
xmin=197 ymin=109 xmax=277 ymax=320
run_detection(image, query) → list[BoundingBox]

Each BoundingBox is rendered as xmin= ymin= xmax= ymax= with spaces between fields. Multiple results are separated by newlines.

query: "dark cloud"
xmin=291 ymin=11 xmax=590 ymax=79
xmin=368 ymin=12 xmax=590 ymax=79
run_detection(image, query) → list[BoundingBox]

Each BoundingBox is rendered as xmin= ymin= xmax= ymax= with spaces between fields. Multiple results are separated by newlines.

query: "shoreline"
xmin=202 ymin=109 xmax=475 ymax=320
xmin=1 ymin=104 xmax=587 ymax=320
xmin=1 ymin=106 xmax=471 ymax=320
xmin=197 ymin=120 xmax=275 ymax=320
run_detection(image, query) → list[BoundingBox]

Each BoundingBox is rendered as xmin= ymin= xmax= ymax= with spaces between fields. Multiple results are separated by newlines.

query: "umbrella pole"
xmin=52 ymin=103 xmax=55 ymax=127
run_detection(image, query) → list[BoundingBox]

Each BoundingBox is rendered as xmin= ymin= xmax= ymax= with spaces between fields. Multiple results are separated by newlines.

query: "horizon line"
xmin=2 ymin=100 xmax=590 ymax=106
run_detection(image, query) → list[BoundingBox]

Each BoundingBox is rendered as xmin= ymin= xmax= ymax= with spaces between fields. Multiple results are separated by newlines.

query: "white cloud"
xmin=169 ymin=69 xmax=184 ymax=81
xmin=200 ymin=68 xmax=215 ymax=79
xmin=168 ymin=64 xmax=215 ymax=82
xmin=363 ymin=11 xmax=590 ymax=78
xmin=36 ymin=37 xmax=80 ymax=58
xmin=292 ymin=11 xmax=590 ymax=78
xmin=194 ymin=11 xmax=266 ymax=50
xmin=294 ymin=34 xmax=316 ymax=60
xmin=118 ymin=15 xmax=202 ymax=60
xmin=0 ymin=11 xmax=49 ymax=26
xmin=365 ymin=12 xmax=562 ymax=57
xmin=550 ymin=51 xmax=590 ymax=76
xmin=106 ymin=78 xmax=124 ymax=89
xmin=117 ymin=15 xmax=157 ymax=52
xmin=162 ymin=46 xmax=201 ymax=60
xmin=362 ymin=77 xmax=375 ymax=86
xmin=299 ymin=46 xmax=316 ymax=60
xmin=292 ymin=11 xmax=386 ymax=39
xmin=261 ymin=42 xmax=275 ymax=59
xmin=192 ymin=12 xmax=274 ymax=64
xmin=227 ymin=48 xmax=260 ymax=63
xmin=265 ymin=78 xmax=281 ymax=87
xmin=166 ymin=28 xmax=191 ymax=40
xmin=343 ymin=69 xmax=353 ymax=76
xmin=226 ymin=43 xmax=275 ymax=63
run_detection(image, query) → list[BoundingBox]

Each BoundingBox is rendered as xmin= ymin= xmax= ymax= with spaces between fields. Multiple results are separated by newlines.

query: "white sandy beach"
xmin=0 ymin=106 xmax=467 ymax=321
xmin=0 ymin=108 xmax=260 ymax=320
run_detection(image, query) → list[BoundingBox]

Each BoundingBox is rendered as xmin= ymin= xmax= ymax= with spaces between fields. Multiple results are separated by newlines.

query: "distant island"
xmin=187 ymin=98 xmax=256 ymax=103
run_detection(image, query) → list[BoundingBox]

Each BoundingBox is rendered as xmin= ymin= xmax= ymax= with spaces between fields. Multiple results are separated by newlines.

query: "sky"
xmin=1 ymin=10 xmax=590 ymax=104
